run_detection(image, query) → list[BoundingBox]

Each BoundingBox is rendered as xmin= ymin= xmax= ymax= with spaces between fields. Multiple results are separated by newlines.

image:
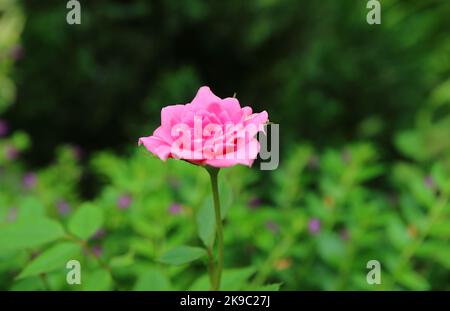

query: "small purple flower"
xmin=9 ymin=45 xmax=24 ymax=61
xmin=92 ymin=228 xmax=106 ymax=240
xmin=0 ymin=119 xmax=8 ymax=137
xmin=169 ymin=203 xmax=182 ymax=215
xmin=308 ymin=218 xmax=321 ymax=234
xmin=424 ymin=175 xmax=434 ymax=189
xmin=23 ymin=173 xmax=37 ymax=189
xmin=70 ymin=144 xmax=83 ymax=161
xmin=4 ymin=145 xmax=18 ymax=160
xmin=247 ymin=197 xmax=262 ymax=209
xmin=117 ymin=194 xmax=132 ymax=209
xmin=56 ymin=200 xmax=71 ymax=216
xmin=91 ymin=245 xmax=102 ymax=258
xmin=265 ymin=221 xmax=280 ymax=235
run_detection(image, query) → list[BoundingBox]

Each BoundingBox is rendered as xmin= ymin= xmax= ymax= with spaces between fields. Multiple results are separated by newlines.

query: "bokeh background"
xmin=1 ymin=0 xmax=449 ymax=290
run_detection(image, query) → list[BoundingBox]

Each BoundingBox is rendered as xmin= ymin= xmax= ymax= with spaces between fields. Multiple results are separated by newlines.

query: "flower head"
xmin=92 ymin=229 xmax=106 ymax=240
xmin=9 ymin=45 xmax=24 ymax=61
xmin=69 ymin=144 xmax=83 ymax=161
xmin=168 ymin=203 xmax=182 ymax=215
xmin=0 ymin=119 xmax=9 ymax=137
xmin=117 ymin=194 xmax=132 ymax=209
xmin=424 ymin=175 xmax=435 ymax=190
xmin=139 ymin=86 xmax=269 ymax=168
xmin=4 ymin=144 xmax=18 ymax=160
xmin=247 ymin=196 xmax=262 ymax=209
xmin=56 ymin=200 xmax=71 ymax=216
xmin=265 ymin=220 xmax=280 ymax=235
xmin=91 ymin=245 xmax=102 ymax=258
xmin=308 ymin=218 xmax=321 ymax=234
xmin=23 ymin=173 xmax=37 ymax=189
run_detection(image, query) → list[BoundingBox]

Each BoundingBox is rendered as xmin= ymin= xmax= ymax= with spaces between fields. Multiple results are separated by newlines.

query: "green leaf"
xmin=11 ymin=131 xmax=31 ymax=150
xmin=83 ymin=269 xmax=112 ymax=291
xmin=17 ymin=197 xmax=46 ymax=221
xmin=189 ymin=267 xmax=258 ymax=291
xmin=317 ymin=232 xmax=345 ymax=266
xmin=0 ymin=218 xmax=65 ymax=252
xmin=387 ymin=218 xmax=411 ymax=249
xmin=17 ymin=242 xmax=81 ymax=279
xmin=159 ymin=245 xmax=207 ymax=265
xmin=429 ymin=221 xmax=450 ymax=239
xmin=110 ymin=251 xmax=135 ymax=268
xmin=394 ymin=130 xmax=423 ymax=161
xmin=253 ymin=283 xmax=281 ymax=291
xmin=68 ymin=203 xmax=104 ymax=240
xmin=196 ymin=199 xmax=215 ymax=248
xmin=189 ymin=274 xmax=210 ymax=291
xmin=431 ymin=162 xmax=450 ymax=194
xmin=133 ymin=267 xmax=171 ymax=290
xmin=416 ymin=242 xmax=450 ymax=269
xmin=221 ymin=266 xmax=256 ymax=290
xmin=10 ymin=277 xmax=46 ymax=291
xmin=219 ymin=179 xmax=233 ymax=220
xmin=197 ymin=179 xmax=233 ymax=248
xmin=396 ymin=270 xmax=430 ymax=290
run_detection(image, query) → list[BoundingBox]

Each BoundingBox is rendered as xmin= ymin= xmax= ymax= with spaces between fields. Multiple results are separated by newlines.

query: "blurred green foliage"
xmin=1 ymin=0 xmax=450 ymax=291
xmin=0 ymin=0 xmax=24 ymax=112
xmin=1 ymin=135 xmax=449 ymax=290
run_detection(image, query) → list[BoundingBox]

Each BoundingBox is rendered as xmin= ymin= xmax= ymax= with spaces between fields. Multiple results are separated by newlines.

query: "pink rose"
xmin=139 ymin=86 xmax=268 ymax=168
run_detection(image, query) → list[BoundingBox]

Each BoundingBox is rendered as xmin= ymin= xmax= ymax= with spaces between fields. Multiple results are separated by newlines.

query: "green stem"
xmin=207 ymin=167 xmax=223 ymax=291
xmin=207 ymin=248 xmax=216 ymax=290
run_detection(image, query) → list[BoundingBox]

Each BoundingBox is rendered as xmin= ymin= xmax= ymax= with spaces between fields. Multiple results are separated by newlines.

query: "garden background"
xmin=0 ymin=0 xmax=449 ymax=290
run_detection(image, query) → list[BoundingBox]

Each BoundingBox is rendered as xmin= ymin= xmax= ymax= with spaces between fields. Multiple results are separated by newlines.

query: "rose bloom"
xmin=139 ymin=86 xmax=268 ymax=168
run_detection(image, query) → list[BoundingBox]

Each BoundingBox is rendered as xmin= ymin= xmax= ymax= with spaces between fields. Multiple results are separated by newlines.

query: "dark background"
xmin=7 ymin=0 xmax=448 ymax=165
